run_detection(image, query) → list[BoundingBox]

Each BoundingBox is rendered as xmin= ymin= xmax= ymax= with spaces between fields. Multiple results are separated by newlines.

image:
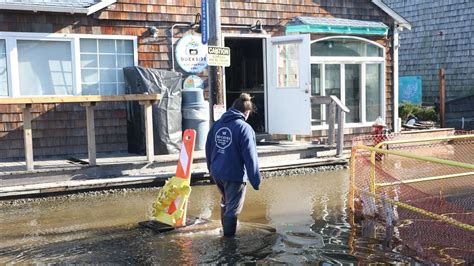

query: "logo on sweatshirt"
xmin=215 ymin=127 xmax=232 ymax=150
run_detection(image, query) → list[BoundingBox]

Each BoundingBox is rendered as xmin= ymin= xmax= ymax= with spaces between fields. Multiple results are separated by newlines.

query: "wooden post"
xmin=439 ymin=68 xmax=445 ymax=128
xmin=140 ymin=101 xmax=155 ymax=163
xmin=337 ymin=107 xmax=345 ymax=156
xmin=81 ymin=102 xmax=96 ymax=166
xmin=21 ymin=104 xmax=34 ymax=171
xmin=328 ymin=102 xmax=336 ymax=145
xmin=208 ymin=0 xmax=224 ymax=125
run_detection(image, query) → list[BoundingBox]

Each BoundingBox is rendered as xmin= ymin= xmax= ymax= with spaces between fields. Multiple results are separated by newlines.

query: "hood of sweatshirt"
xmin=221 ymin=108 xmax=245 ymax=123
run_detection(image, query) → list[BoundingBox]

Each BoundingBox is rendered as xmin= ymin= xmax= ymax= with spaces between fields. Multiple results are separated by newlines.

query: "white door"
xmin=267 ymin=34 xmax=311 ymax=135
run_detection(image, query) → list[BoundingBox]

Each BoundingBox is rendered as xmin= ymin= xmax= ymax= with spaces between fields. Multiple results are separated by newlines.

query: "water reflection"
xmin=0 ymin=170 xmax=469 ymax=264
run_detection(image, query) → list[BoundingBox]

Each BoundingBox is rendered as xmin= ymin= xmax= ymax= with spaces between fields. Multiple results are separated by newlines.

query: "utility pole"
xmin=208 ymin=0 xmax=224 ymax=124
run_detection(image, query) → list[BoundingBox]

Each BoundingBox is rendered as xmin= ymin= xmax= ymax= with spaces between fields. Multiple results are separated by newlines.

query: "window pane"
xmin=100 ymin=83 xmax=117 ymax=95
xmin=325 ymin=64 xmax=340 ymax=98
xmin=311 ymin=64 xmax=323 ymax=125
xmin=345 ymin=64 xmax=361 ymax=123
xmin=116 ymin=40 xmax=133 ymax=54
xmin=81 ymin=69 xmax=98 ymax=84
xmin=277 ymin=43 xmax=299 ymax=87
xmin=117 ymin=83 xmax=126 ymax=94
xmin=0 ymin=40 xmax=7 ymax=96
xmin=117 ymin=54 xmax=134 ymax=68
xmin=312 ymin=38 xmax=382 ymax=57
xmin=99 ymin=39 xmax=115 ymax=53
xmin=81 ymin=54 xmax=98 ymax=68
xmin=100 ymin=69 xmax=116 ymax=83
xmin=99 ymin=54 xmax=116 ymax=68
xmin=18 ymin=40 xmax=73 ymax=95
xmin=80 ymin=39 xmax=97 ymax=53
xmin=82 ymin=84 xmax=99 ymax=95
xmin=366 ymin=64 xmax=382 ymax=121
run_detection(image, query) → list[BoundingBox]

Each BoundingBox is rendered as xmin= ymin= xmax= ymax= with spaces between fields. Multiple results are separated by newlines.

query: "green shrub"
xmin=399 ymin=102 xmax=438 ymax=122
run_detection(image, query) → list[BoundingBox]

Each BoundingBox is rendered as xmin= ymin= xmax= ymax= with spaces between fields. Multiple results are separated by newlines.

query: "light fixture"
xmin=147 ymin=26 xmax=158 ymax=38
xmin=250 ymin=20 xmax=267 ymax=34
xmin=191 ymin=13 xmax=202 ymax=33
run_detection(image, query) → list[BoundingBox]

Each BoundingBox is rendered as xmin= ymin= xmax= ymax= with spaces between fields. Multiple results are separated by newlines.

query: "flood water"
xmin=0 ymin=170 xmax=471 ymax=264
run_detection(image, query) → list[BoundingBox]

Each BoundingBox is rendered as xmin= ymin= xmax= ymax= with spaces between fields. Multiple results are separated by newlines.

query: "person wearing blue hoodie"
xmin=205 ymin=93 xmax=261 ymax=237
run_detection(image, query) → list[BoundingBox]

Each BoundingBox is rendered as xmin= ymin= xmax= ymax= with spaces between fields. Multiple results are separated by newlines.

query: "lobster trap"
xmin=349 ymin=130 xmax=474 ymax=263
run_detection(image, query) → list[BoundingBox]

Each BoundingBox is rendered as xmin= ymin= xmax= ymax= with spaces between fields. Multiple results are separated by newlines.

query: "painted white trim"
xmin=0 ymin=3 xmax=88 ymax=14
xmin=87 ymin=0 xmax=116 ymax=15
xmin=311 ymin=57 xmax=384 ymax=64
xmin=0 ymin=31 xmax=136 ymax=40
xmin=0 ymin=0 xmax=116 ymax=15
xmin=372 ymin=0 xmax=412 ymax=30
xmin=5 ymin=38 xmax=17 ymax=97
xmin=361 ymin=63 xmax=367 ymax=123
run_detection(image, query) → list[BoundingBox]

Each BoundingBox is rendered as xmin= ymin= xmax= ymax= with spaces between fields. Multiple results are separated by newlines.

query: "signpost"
xmin=207 ymin=46 xmax=230 ymax=67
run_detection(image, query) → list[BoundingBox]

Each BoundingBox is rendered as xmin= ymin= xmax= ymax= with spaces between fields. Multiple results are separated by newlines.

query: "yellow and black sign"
xmin=207 ymin=46 xmax=231 ymax=67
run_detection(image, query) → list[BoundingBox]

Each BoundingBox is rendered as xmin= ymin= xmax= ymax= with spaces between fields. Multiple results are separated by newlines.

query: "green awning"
xmin=286 ymin=17 xmax=388 ymax=36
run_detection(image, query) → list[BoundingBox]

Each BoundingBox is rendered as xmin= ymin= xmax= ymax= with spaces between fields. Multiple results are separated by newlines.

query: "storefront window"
xmin=345 ymin=64 xmax=361 ymax=123
xmin=366 ymin=64 xmax=382 ymax=121
xmin=0 ymin=40 xmax=7 ymax=96
xmin=276 ymin=43 xmax=299 ymax=88
xmin=311 ymin=38 xmax=383 ymax=57
xmin=18 ymin=40 xmax=73 ymax=96
xmin=311 ymin=37 xmax=384 ymax=125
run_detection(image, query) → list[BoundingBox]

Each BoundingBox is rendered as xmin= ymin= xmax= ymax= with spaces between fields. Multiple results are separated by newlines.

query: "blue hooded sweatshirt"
xmin=205 ymin=108 xmax=261 ymax=190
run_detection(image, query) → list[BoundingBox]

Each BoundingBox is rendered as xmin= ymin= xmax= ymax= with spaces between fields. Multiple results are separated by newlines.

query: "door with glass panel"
xmin=267 ymin=34 xmax=311 ymax=135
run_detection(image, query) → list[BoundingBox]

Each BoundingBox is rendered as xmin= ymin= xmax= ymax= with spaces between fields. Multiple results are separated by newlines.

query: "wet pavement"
xmin=0 ymin=169 xmax=471 ymax=264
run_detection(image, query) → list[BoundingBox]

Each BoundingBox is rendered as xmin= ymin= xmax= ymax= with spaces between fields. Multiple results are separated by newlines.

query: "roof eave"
xmin=0 ymin=0 xmax=116 ymax=15
xmin=372 ymin=0 xmax=412 ymax=30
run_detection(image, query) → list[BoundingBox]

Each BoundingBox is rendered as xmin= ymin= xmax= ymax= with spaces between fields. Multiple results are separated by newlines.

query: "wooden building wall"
xmin=384 ymin=0 xmax=474 ymax=104
xmin=0 ymin=0 xmax=394 ymax=160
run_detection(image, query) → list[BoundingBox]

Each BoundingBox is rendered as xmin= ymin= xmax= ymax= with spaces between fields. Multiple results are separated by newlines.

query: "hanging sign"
xmin=201 ymin=0 xmax=208 ymax=44
xmin=207 ymin=46 xmax=231 ymax=67
xmin=175 ymin=34 xmax=208 ymax=74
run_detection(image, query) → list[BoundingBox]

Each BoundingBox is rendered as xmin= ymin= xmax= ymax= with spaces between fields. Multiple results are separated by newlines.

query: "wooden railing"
xmin=311 ymin=95 xmax=350 ymax=156
xmin=0 ymin=94 xmax=160 ymax=171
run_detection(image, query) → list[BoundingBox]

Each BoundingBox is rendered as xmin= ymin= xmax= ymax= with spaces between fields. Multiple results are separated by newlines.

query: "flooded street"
xmin=0 ymin=169 xmax=468 ymax=264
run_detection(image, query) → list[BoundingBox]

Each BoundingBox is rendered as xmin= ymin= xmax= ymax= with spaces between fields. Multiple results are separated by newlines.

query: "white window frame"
xmin=0 ymin=32 xmax=138 ymax=97
xmin=310 ymin=36 xmax=386 ymax=130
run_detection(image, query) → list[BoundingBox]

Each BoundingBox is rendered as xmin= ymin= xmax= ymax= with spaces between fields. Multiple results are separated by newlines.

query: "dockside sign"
xmin=207 ymin=46 xmax=231 ymax=67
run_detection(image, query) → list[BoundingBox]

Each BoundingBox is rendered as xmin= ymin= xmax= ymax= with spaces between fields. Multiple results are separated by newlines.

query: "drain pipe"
xmin=393 ymin=24 xmax=402 ymax=132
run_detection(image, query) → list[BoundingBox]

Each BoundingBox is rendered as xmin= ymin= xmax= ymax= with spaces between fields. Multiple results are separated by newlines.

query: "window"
xmin=0 ymin=40 xmax=7 ymax=96
xmin=0 ymin=33 xmax=136 ymax=97
xmin=276 ymin=43 xmax=299 ymax=88
xmin=80 ymin=39 xmax=134 ymax=95
xmin=310 ymin=37 xmax=385 ymax=126
xmin=18 ymin=40 xmax=73 ymax=96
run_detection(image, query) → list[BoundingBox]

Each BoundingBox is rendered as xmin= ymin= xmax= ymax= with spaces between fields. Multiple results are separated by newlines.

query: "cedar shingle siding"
xmin=0 ymin=0 xmax=395 ymax=159
xmin=384 ymin=0 xmax=474 ymax=104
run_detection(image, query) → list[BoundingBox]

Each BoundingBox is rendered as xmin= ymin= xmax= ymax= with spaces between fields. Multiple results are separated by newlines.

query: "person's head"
xmin=232 ymin=93 xmax=254 ymax=120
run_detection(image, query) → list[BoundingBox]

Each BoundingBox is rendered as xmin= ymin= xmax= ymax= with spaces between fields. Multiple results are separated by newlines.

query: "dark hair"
xmin=232 ymin=93 xmax=254 ymax=113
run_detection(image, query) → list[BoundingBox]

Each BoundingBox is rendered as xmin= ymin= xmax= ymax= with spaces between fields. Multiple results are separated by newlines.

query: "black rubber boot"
xmin=223 ymin=216 xmax=238 ymax=237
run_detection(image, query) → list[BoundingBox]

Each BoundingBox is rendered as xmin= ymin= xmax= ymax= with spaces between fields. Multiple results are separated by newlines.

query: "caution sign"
xmin=207 ymin=46 xmax=231 ymax=67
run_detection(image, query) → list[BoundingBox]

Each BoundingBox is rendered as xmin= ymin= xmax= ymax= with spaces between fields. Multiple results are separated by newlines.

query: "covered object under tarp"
xmin=124 ymin=67 xmax=182 ymax=155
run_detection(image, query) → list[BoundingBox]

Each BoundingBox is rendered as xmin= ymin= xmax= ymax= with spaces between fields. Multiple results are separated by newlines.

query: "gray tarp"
xmin=124 ymin=67 xmax=182 ymax=155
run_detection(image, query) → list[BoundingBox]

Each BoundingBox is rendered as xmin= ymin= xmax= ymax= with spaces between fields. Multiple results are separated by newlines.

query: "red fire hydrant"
xmin=372 ymin=117 xmax=388 ymax=161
